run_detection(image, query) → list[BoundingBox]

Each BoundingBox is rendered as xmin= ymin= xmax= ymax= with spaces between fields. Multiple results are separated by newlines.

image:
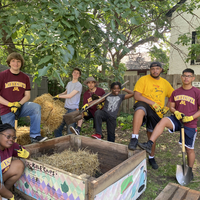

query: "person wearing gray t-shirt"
xmin=53 ymin=68 xmax=82 ymax=136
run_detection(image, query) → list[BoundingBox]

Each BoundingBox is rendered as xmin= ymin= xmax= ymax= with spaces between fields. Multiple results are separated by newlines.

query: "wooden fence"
xmin=119 ymin=74 xmax=200 ymax=114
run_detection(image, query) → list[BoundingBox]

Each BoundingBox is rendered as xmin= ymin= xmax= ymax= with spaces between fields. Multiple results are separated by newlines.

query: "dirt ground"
xmin=12 ymin=125 xmax=200 ymax=199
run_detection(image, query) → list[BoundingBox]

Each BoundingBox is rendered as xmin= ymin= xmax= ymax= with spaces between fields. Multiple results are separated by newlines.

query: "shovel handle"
xmin=82 ymin=80 xmax=129 ymax=112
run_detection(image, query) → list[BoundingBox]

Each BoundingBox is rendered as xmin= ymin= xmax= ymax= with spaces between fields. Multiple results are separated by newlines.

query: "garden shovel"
xmin=176 ymin=119 xmax=192 ymax=186
xmin=64 ymin=80 xmax=129 ymax=125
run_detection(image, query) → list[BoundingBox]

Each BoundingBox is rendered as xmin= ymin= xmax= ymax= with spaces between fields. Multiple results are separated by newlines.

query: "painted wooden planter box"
xmin=14 ymin=135 xmax=147 ymax=200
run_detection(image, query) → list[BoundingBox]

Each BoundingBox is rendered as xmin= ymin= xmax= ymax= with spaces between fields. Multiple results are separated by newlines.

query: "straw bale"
xmin=37 ymin=149 xmax=100 ymax=177
xmin=16 ymin=126 xmax=47 ymax=146
xmin=33 ymin=93 xmax=66 ymax=131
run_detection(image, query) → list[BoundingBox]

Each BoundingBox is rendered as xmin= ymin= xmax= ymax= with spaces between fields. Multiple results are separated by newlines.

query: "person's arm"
xmin=59 ymin=90 xmax=79 ymax=99
xmin=0 ymin=95 xmax=10 ymax=106
xmin=124 ymin=88 xmax=134 ymax=99
xmin=134 ymin=91 xmax=155 ymax=106
xmin=169 ymin=101 xmax=176 ymax=113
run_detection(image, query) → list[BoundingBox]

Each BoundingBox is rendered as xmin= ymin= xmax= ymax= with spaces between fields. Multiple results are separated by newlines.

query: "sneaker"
xmin=70 ymin=126 xmax=80 ymax=135
xmin=128 ymin=138 xmax=138 ymax=150
xmin=91 ymin=134 xmax=101 ymax=140
xmin=138 ymin=140 xmax=153 ymax=154
xmin=30 ymin=136 xmax=48 ymax=143
xmin=149 ymin=158 xmax=158 ymax=169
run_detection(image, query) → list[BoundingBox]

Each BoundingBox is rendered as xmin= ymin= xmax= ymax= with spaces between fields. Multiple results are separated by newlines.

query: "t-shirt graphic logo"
xmin=180 ymin=100 xmax=186 ymax=105
xmin=107 ymin=96 xmax=120 ymax=112
xmin=13 ymin=86 xmax=19 ymax=91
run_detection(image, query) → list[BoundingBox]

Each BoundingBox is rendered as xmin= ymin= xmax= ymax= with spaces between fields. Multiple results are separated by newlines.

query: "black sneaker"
xmin=138 ymin=141 xmax=153 ymax=154
xmin=70 ymin=126 xmax=80 ymax=135
xmin=128 ymin=138 xmax=138 ymax=150
xmin=149 ymin=158 xmax=158 ymax=169
xmin=30 ymin=136 xmax=48 ymax=143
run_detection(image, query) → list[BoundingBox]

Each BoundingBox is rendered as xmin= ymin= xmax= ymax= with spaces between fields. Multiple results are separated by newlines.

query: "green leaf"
xmin=9 ymin=16 xmax=18 ymax=24
xmin=53 ymin=70 xmax=64 ymax=88
xmin=67 ymin=45 xmax=74 ymax=55
xmin=32 ymin=56 xmax=39 ymax=65
xmin=38 ymin=55 xmax=53 ymax=65
xmin=111 ymin=19 xmax=115 ymax=30
xmin=130 ymin=17 xmax=138 ymax=25
xmin=38 ymin=66 xmax=51 ymax=77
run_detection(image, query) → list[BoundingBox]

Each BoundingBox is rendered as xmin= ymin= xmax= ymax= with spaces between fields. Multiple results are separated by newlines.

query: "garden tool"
xmin=64 ymin=80 xmax=129 ymax=125
xmin=176 ymin=117 xmax=192 ymax=186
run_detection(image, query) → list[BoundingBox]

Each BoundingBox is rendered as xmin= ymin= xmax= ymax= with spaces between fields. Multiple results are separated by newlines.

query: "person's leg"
xmin=1 ymin=112 xmax=15 ymax=127
xmin=146 ymin=131 xmax=156 ymax=156
xmin=19 ymin=102 xmax=41 ymax=138
xmin=106 ymin=116 xmax=116 ymax=142
xmin=66 ymin=109 xmax=78 ymax=134
xmin=186 ymin=148 xmax=195 ymax=168
xmin=1 ymin=160 xmax=24 ymax=199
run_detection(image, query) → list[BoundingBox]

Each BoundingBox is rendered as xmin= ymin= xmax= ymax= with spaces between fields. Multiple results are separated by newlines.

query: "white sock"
xmin=149 ymin=155 xmax=154 ymax=159
xmin=132 ymin=134 xmax=139 ymax=139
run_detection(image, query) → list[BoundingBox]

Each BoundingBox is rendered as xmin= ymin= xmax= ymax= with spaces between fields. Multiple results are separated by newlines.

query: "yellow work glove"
xmin=161 ymin=106 xmax=169 ymax=115
xmin=82 ymin=104 xmax=88 ymax=116
xmin=182 ymin=116 xmax=194 ymax=123
xmin=17 ymin=146 xmax=30 ymax=159
xmin=152 ymin=103 xmax=162 ymax=112
xmin=53 ymin=95 xmax=59 ymax=100
xmin=8 ymin=102 xmax=21 ymax=113
xmin=174 ymin=111 xmax=184 ymax=120
xmin=8 ymin=194 xmax=15 ymax=200
xmin=97 ymin=102 xmax=104 ymax=110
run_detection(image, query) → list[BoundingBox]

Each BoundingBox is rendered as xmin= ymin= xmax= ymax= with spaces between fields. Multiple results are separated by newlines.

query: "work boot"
xmin=138 ymin=140 xmax=153 ymax=154
xmin=128 ymin=138 xmax=138 ymax=150
xmin=149 ymin=158 xmax=158 ymax=169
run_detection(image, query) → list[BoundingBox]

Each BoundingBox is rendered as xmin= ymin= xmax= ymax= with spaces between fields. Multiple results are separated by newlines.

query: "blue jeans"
xmin=54 ymin=108 xmax=77 ymax=137
xmin=1 ymin=102 xmax=41 ymax=138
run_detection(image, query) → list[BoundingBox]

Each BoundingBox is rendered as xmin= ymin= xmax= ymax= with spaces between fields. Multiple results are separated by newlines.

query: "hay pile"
xmin=37 ymin=149 xmax=100 ymax=177
xmin=33 ymin=93 xmax=66 ymax=132
xmin=16 ymin=126 xmax=47 ymax=146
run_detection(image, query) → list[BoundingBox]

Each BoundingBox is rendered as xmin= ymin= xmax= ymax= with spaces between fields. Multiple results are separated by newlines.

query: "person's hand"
xmin=91 ymin=94 xmax=99 ymax=100
xmin=174 ymin=111 xmax=184 ymax=120
xmin=16 ymin=146 xmax=30 ymax=159
xmin=121 ymin=85 xmax=125 ymax=91
xmin=82 ymin=104 xmax=88 ymax=116
xmin=97 ymin=102 xmax=104 ymax=110
xmin=152 ymin=103 xmax=162 ymax=112
xmin=53 ymin=95 xmax=59 ymax=100
xmin=182 ymin=116 xmax=194 ymax=123
xmin=8 ymin=102 xmax=21 ymax=113
xmin=161 ymin=106 xmax=169 ymax=115
xmin=8 ymin=194 xmax=15 ymax=200
xmin=82 ymin=104 xmax=88 ymax=111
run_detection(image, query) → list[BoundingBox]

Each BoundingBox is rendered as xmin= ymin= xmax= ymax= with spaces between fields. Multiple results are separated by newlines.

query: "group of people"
xmin=0 ymin=52 xmax=199 ymax=199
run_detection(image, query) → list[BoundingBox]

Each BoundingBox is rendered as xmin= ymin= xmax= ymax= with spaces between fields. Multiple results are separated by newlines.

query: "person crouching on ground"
xmin=138 ymin=68 xmax=200 ymax=180
xmin=0 ymin=123 xmax=30 ymax=200
xmin=91 ymin=81 xmax=134 ymax=142
xmin=70 ymin=76 xmax=105 ymax=135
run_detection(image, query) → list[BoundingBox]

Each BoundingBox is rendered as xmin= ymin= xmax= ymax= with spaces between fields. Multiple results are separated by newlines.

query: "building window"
xmin=191 ymin=31 xmax=200 ymax=65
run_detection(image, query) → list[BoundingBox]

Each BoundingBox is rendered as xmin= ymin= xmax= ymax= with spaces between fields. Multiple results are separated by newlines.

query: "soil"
xmin=12 ymin=125 xmax=200 ymax=199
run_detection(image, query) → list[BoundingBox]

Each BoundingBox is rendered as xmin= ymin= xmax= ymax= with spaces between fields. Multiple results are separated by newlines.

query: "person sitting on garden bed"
xmin=91 ymin=81 xmax=134 ymax=142
xmin=138 ymin=68 xmax=200 ymax=179
xmin=70 ymin=76 xmax=105 ymax=135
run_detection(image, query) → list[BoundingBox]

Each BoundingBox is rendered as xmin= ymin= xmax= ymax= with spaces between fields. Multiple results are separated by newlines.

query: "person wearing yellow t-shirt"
xmin=128 ymin=62 xmax=174 ymax=170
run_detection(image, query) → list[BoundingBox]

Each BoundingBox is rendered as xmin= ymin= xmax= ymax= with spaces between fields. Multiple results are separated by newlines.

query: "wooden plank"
xmin=155 ymin=182 xmax=179 ymax=200
xmin=14 ymin=188 xmax=36 ymax=200
xmin=171 ymin=185 xmax=189 ymax=200
xmin=88 ymin=150 xmax=146 ymax=199
xmin=185 ymin=189 xmax=200 ymax=200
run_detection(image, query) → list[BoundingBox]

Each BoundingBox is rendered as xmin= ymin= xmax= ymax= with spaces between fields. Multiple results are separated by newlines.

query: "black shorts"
xmin=84 ymin=110 xmax=95 ymax=128
xmin=134 ymin=101 xmax=161 ymax=132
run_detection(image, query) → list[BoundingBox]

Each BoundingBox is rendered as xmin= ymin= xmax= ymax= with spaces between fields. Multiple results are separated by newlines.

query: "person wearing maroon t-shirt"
xmin=0 ymin=52 xmax=47 ymax=143
xmin=70 ymin=77 xmax=105 ymax=135
xmin=0 ymin=123 xmax=30 ymax=200
xmin=138 ymin=68 xmax=200 ymax=180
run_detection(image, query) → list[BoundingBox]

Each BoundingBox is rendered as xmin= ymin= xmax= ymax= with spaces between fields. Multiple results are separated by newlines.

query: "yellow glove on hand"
xmin=152 ymin=103 xmax=162 ymax=112
xmin=17 ymin=146 xmax=30 ymax=159
xmin=161 ymin=106 xmax=169 ymax=115
xmin=182 ymin=116 xmax=194 ymax=123
xmin=8 ymin=194 xmax=15 ymax=200
xmin=82 ymin=104 xmax=88 ymax=111
xmin=8 ymin=102 xmax=21 ymax=113
xmin=97 ymin=102 xmax=104 ymax=110
xmin=8 ymin=102 xmax=15 ymax=107
xmin=53 ymin=95 xmax=59 ymax=100
xmin=174 ymin=111 xmax=184 ymax=120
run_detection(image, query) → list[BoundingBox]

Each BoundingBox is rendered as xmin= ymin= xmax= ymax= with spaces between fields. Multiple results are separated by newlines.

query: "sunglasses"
xmin=0 ymin=133 xmax=17 ymax=141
